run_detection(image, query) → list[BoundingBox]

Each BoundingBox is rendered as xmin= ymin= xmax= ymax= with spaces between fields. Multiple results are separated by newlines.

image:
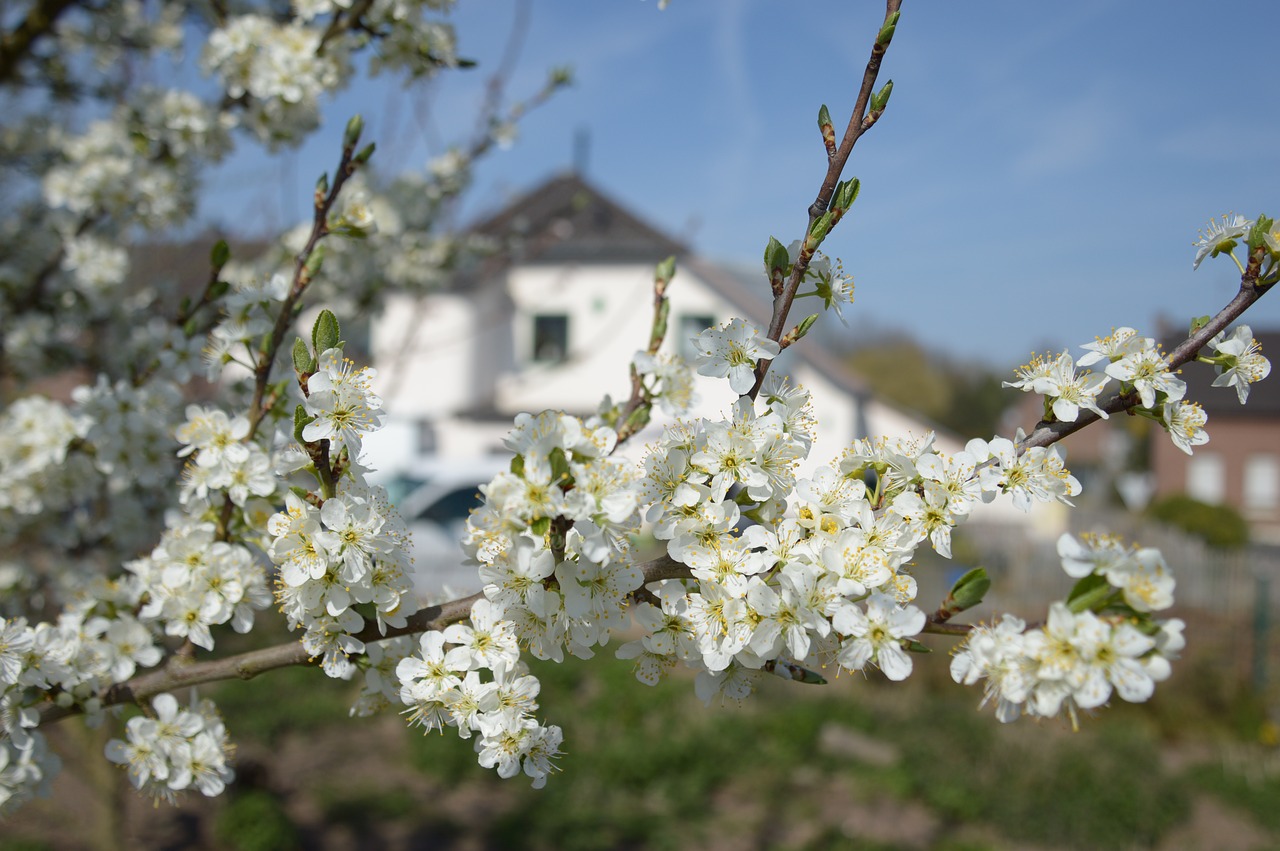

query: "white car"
xmin=391 ymin=458 xmax=512 ymax=602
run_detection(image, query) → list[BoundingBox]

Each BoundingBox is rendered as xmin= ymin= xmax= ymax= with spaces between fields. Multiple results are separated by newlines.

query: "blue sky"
xmin=204 ymin=1 xmax=1280 ymax=369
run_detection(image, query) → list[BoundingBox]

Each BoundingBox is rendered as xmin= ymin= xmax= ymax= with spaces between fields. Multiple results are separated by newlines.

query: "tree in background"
xmin=0 ymin=0 xmax=1277 ymax=823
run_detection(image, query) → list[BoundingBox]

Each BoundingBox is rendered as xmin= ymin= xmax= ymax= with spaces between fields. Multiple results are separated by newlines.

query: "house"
xmin=362 ymin=172 xmax=963 ymax=480
xmin=1150 ymin=329 xmax=1280 ymax=544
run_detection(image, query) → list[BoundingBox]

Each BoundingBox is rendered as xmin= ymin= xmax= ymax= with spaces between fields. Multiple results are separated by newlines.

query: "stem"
xmin=1019 ymin=276 xmax=1271 ymax=454
xmin=748 ymin=0 xmax=902 ymax=399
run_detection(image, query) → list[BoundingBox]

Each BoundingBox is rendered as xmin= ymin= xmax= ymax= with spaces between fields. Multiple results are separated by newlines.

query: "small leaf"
xmin=293 ymin=404 xmax=314 ymax=444
xmin=312 ymin=309 xmax=341 ymax=356
xmin=210 ymin=239 xmax=230 ymax=269
xmin=655 ymin=255 xmax=677 ymax=283
xmin=292 ymin=337 xmax=315 ymax=374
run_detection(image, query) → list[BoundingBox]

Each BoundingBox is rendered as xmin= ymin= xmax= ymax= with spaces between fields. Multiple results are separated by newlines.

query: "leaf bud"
xmin=292 ymin=337 xmax=315 ymax=374
xmin=343 ymin=114 xmax=364 ymax=150
xmin=870 ymin=80 xmax=894 ymax=115
xmin=876 ymin=11 xmax=900 ymax=47
xmin=209 ymin=239 xmax=230 ymax=269
xmin=312 ymin=309 xmax=341 ymax=356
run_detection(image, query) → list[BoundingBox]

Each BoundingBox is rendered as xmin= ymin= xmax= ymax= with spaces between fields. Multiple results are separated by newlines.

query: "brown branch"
xmin=748 ymin=0 xmax=902 ymax=399
xmin=1019 ymin=274 xmax=1271 ymax=454
xmin=37 ymin=555 xmax=689 ymax=725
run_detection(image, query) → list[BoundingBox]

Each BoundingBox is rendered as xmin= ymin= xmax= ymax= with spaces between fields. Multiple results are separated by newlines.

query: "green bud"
xmin=817 ymin=104 xmax=833 ymax=129
xmin=312 ymin=309 xmax=341 ymax=356
xmin=1189 ymin=315 xmax=1212 ymax=336
xmin=315 ymin=172 xmax=330 ymax=200
xmin=354 ymin=142 xmax=376 ymax=165
xmin=623 ymin=403 xmax=651 ymax=435
xmin=303 ymin=245 xmax=326 ymax=280
xmin=343 ymin=114 xmax=364 ymax=149
xmin=655 ymin=255 xmax=677 ymax=283
xmin=530 ymin=516 xmax=552 ymax=537
xmin=947 ymin=567 xmax=991 ymax=613
xmin=904 ymin=640 xmax=931 ymax=654
xmin=293 ymin=404 xmax=314 ymax=444
xmin=876 ymin=11 xmax=899 ymax=46
xmin=650 ymin=298 xmax=670 ymax=349
xmin=870 ymin=79 xmax=894 ymax=114
xmin=210 ymin=239 xmax=230 ymax=269
xmin=292 ymin=337 xmax=315 ymax=374
xmin=792 ymin=313 xmax=820 ymax=342
xmin=808 ymin=211 xmax=835 ymax=244
xmin=510 ymin=454 xmax=526 ymax=477
xmin=208 ymin=279 xmax=230 ymax=301
xmin=549 ymin=65 xmax=574 ymax=87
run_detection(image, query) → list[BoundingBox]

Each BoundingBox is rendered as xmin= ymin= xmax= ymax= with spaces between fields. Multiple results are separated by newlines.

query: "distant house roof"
xmin=471 ymin=172 xmax=686 ymax=264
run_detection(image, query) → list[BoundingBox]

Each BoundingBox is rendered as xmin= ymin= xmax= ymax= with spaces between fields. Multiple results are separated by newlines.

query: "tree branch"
xmin=37 ymin=554 xmax=689 ymax=725
xmin=1019 ymin=274 xmax=1272 ymax=454
xmin=749 ymin=0 xmax=902 ymax=399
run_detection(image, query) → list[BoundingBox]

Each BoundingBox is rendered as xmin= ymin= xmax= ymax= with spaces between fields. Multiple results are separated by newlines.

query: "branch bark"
xmin=38 ymin=554 xmax=689 ymax=725
xmin=749 ymin=0 xmax=903 ymax=398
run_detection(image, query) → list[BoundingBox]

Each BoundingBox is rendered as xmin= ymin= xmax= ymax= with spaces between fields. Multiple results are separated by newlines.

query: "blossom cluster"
xmin=104 ymin=693 xmax=234 ymax=802
xmin=950 ymin=533 xmax=1185 ymax=725
xmin=392 ymin=409 xmax=645 ymax=785
xmin=396 ymin=603 xmax=563 ymax=788
xmin=1004 ymin=323 xmax=1270 ymax=456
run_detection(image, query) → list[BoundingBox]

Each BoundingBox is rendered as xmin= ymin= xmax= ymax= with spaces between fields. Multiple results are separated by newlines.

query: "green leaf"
xmin=904 ymin=640 xmax=931 ymax=654
xmin=1189 ymin=315 xmax=1212 ymax=336
xmin=510 ymin=454 xmax=526 ymax=477
xmin=655 ymin=255 xmax=677 ymax=283
xmin=834 ymin=177 xmax=861 ymax=211
xmin=210 ymin=239 xmax=230 ymax=269
xmin=530 ymin=516 xmax=552 ymax=537
xmin=292 ymin=338 xmax=315 ymax=374
xmin=293 ymin=404 xmax=314 ymax=444
xmin=312 ymin=309 xmax=341 ymax=355
xmin=1066 ymin=573 xmax=1114 ymax=613
xmin=764 ymin=236 xmax=790 ymax=274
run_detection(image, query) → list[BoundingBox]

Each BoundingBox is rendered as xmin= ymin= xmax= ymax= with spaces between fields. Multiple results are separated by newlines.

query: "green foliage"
xmin=212 ymin=663 xmax=354 ymax=745
xmin=214 ymin=790 xmax=301 ymax=851
xmin=1190 ymin=760 xmax=1280 ymax=832
xmin=1148 ymin=494 xmax=1250 ymax=549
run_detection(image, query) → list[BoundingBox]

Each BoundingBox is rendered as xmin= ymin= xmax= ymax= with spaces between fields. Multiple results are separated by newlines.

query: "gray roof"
xmin=471 ymin=172 xmax=686 ymax=264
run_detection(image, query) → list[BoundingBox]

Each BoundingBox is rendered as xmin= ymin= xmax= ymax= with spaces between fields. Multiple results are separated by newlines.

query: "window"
xmin=677 ymin=314 xmax=715 ymax=361
xmin=416 ymin=420 xmax=437 ymax=454
xmin=1186 ymin=452 xmax=1225 ymax=504
xmin=1244 ymin=454 xmax=1279 ymax=508
xmin=531 ymin=314 xmax=569 ymax=363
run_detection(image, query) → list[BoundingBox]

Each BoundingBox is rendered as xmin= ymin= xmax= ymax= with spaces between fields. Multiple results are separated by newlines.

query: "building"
xmin=364 ymin=172 xmax=963 ymax=477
